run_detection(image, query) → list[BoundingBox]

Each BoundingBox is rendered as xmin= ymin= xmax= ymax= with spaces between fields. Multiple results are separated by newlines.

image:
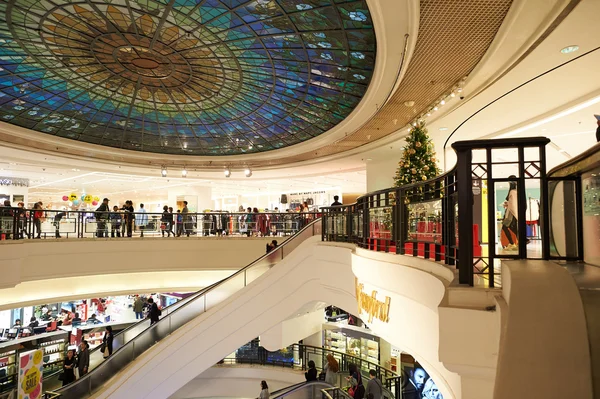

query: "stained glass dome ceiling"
xmin=0 ymin=0 xmax=376 ymax=155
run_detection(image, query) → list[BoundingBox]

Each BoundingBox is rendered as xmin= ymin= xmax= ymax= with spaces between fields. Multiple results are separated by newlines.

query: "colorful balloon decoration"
xmin=93 ymin=196 xmax=100 ymax=202
xmin=80 ymin=195 xmax=85 ymax=201
xmin=62 ymin=196 xmax=68 ymax=201
xmin=69 ymin=193 xmax=78 ymax=201
xmin=73 ymin=200 xmax=80 ymax=206
xmin=92 ymin=200 xmax=98 ymax=206
xmin=84 ymin=194 xmax=93 ymax=203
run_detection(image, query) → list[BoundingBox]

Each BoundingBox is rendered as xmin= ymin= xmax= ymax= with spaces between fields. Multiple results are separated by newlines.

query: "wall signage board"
xmin=355 ymin=278 xmax=391 ymax=323
xmin=18 ymin=349 xmax=43 ymax=399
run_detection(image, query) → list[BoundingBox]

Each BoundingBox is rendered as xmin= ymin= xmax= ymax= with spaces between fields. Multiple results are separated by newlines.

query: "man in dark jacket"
xmin=77 ymin=340 xmax=90 ymax=377
xmin=305 ymin=360 xmax=318 ymax=381
xmin=95 ymin=198 xmax=110 ymax=238
xmin=148 ymin=298 xmax=160 ymax=325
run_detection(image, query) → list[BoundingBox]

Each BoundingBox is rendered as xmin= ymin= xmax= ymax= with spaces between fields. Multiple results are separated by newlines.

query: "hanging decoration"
xmin=92 ymin=200 xmax=98 ymax=206
xmin=69 ymin=193 xmax=78 ymax=201
xmin=62 ymin=196 xmax=68 ymax=201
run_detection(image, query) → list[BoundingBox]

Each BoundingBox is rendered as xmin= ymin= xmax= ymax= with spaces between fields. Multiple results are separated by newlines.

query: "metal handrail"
xmin=54 ymin=219 xmax=322 ymax=398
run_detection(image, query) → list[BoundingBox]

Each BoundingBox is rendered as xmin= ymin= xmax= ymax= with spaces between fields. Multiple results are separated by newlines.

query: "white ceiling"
xmin=0 ymin=160 xmax=366 ymax=206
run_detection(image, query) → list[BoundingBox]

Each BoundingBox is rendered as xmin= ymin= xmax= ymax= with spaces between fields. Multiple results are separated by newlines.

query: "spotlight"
xmin=450 ymin=92 xmax=456 ymax=98
xmin=433 ymin=106 xmax=439 ymax=111
xmin=181 ymin=167 xmax=187 ymax=178
xmin=440 ymin=100 xmax=446 ymax=105
xmin=161 ymin=166 xmax=167 ymax=177
xmin=244 ymin=168 xmax=252 ymax=177
xmin=224 ymin=168 xmax=231 ymax=178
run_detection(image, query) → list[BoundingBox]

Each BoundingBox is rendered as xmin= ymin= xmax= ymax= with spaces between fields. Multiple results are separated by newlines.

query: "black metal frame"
xmin=322 ymin=137 xmax=558 ymax=287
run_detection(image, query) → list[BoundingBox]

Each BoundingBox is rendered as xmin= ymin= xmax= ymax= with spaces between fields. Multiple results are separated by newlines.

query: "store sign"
xmin=0 ymin=177 xmax=29 ymax=187
xmin=355 ymin=279 xmax=391 ymax=323
xmin=289 ymin=191 xmax=326 ymax=195
xmin=18 ymin=349 xmax=43 ymax=399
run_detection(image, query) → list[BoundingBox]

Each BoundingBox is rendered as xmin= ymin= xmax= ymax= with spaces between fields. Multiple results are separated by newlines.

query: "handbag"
xmin=348 ymin=387 xmax=355 ymax=397
xmin=160 ymin=223 xmax=166 ymax=230
xmin=58 ymin=372 xmax=64 ymax=381
xmin=99 ymin=343 xmax=106 ymax=353
xmin=103 ymin=347 xmax=110 ymax=358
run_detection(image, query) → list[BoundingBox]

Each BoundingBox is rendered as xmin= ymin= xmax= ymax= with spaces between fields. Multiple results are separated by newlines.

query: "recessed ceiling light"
xmin=72 ymin=168 xmax=80 ymax=171
xmin=404 ymin=100 xmax=415 ymax=107
xmin=560 ymin=45 xmax=579 ymax=54
xmin=366 ymin=158 xmax=372 ymax=161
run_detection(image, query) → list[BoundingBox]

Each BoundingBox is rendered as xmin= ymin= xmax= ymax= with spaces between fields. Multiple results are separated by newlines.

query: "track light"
xmin=161 ymin=166 xmax=167 ymax=177
xmin=224 ymin=168 xmax=231 ymax=178
xmin=244 ymin=168 xmax=252 ymax=177
xmin=440 ymin=100 xmax=445 ymax=105
xmin=181 ymin=167 xmax=187 ymax=178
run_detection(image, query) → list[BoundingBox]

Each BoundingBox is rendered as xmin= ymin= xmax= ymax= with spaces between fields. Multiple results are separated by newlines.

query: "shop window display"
xmin=402 ymin=358 xmax=444 ymax=399
xmin=407 ymin=200 xmax=442 ymax=244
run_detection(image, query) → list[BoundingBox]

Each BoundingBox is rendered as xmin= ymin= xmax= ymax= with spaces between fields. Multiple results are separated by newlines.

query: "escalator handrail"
xmin=271 ymin=381 xmax=335 ymax=399
xmin=57 ymin=219 xmax=321 ymax=395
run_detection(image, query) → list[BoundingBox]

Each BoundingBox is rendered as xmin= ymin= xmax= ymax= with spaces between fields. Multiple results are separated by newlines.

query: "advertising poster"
xmin=18 ymin=349 xmax=43 ymax=399
xmin=402 ymin=361 xmax=443 ymax=399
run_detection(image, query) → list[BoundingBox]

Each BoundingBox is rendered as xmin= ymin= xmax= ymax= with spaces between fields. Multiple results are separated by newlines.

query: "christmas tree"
xmin=394 ymin=122 xmax=440 ymax=187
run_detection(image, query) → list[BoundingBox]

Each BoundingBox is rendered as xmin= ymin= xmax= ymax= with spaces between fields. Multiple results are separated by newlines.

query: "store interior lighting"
xmin=161 ymin=166 xmax=167 ymax=177
xmin=244 ymin=168 xmax=252 ymax=177
xmin=181 ymin=167 xmax=187 ymax=178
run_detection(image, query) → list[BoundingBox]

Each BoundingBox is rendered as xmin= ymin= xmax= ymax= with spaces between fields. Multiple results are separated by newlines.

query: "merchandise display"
xmin=323 ymin=327 xmax=380 ymax=370
xmin=0 ymin=331 xmax=68 ymax=395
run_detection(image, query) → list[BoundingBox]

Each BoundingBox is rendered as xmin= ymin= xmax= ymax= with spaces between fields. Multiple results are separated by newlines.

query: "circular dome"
xmin=0 ymin=0 xmax=376 ymax=155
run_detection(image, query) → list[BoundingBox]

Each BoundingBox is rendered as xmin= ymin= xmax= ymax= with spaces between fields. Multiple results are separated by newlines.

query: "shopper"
xmin=95 ymin=198 xmax=110 ymax=238
xmin=266 ymin=240 xmax=278 ymax=253
xmin=53 ymin=210 xmax=66 ymax=238
xmin=168 ymin=207 xmax=175 ymax=236
xmin=305 ymin=360 xmax=318 ymax=382
xmin=161 ymin=205 xmax=172 ymax=237
xmin=596 ymin=117 xmax=600 ymax=142
xmin=135 ymin=203 xmax=148 ymax=237
xmin=176 ymin=209 xmax=183 ymax=237
xmin=41 ymin=310 xmax=53 ymax=322
xmin=77 ymin=340 xmax=90 ymax=377
xmin=325 ymin=353 xmax=339 ymax=386
xmin=259 ymin=380 xmax=269 ymax=399
xmin=12 ymin=319 xmax=21 ymax=328
xmin=148 ymin=297 xmax=161 ymax=325
xmin=501 ymin=176 xmax=519 ymax=251
xmin=366 ymin=369 xmax=383 ymax=399
xmin=1 ymin=200 xmax=13 ymax=239
xmin=72 ymin=312 xmax=82 ymax=325
xmin=17 ymin=202 xmax=28 ymax=239
xmin=62 ymin=350 xmax=76 ymax=386
xmin=124 ymin=200 xmax=134 ymax=237
xmin=110 ymin=205 xmax=122 ymax=238
xmin=182 ymin=201 xmax=191 ymax=237
xmin=87 ymin=314 xmax=102 ymax=324
xmin=133 ymin=295 xmax=144 ymax=319
xmin=28 ymin=316 xmax=39 ymax=328
xmin=33 ymin=202 xmax=43 ymax=239
xmin=102 ymin=326 xmax=113 ymax=358
xmin=346 ymin=363 xmax=365 ymax=399
xmin=331 ymin=196 xmax=342 ymax=206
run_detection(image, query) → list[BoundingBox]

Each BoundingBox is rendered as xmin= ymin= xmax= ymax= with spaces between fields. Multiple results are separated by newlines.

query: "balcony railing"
xmin=0 ymin=210 xmax=320 ymax=240
xmin=322 ymin=137 xmax=554 ymax=287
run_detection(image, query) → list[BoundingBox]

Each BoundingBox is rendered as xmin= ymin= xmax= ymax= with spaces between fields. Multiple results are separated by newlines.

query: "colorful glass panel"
xmin=0 ymin=0 xmax=376 ymax=155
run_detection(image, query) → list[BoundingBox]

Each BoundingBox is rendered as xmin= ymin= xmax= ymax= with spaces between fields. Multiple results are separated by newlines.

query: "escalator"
xmin=271 ymin=382 xmax=349 ymax=399
xmin=55 ymin=220 xmax=325 ymax=398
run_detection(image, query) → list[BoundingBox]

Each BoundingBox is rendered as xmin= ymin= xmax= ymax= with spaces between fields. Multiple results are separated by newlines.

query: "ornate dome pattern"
xmin=0 ymin=0 xmax=376 ymax=155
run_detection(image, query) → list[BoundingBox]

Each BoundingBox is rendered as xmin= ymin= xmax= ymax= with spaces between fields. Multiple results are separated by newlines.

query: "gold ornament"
xmin=411 ymin=168 xmax=417 ymax=174
xmin=409 ymin=149 xmax=416 ymax=154
xmin=422 ymin=175 xmax=427 ymax=181
xmin=431 ymin=157 xmax=436 ymax=162
xmin=424 ymin=165 xmax=430 ymax=171
xmin=415 ymin=141 xmax=422 ymax=148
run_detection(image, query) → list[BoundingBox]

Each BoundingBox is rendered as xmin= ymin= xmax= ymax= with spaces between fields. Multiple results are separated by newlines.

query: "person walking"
xmin=325 ymin=353 xmax=339 ymax=386
xmin=161 ymin=205 xmax=172 ymax=237
xmin=305 ymin=360 xmax=318 ymax=381
xmin=32 ymin=202 xmax=43 ymax=239
xmin=124 ymin=201 xmax=134 ymax=237
xmin=176 ymin=209 xmax=183 ymax=237
xmin=135 ymin=203 xmax=148 ymax=237
xmin=95 ymin=198 xmax=110 ymax=238
xmin=168 ymin=207 xmax=175 ymax=237
xmin=101 ymin=326 xmax=113 ymax=359
xmin=331 ymin=195 xmax=342 ymax=206
xmin=147 ymin=297 xmax=161 ymax=325
xmin=366 ymin=369 xmax=383 ymax=399
xmin=182 ymin=201 xmax=191 ymax=237
xmin=259 ymin=380 xmax=270 ymax=399
xmin=133 ymin=295 xmax=144 ymax=319
xmin=110 ymin=205 xmax=122 ymax=238
xmin=62 ymin=350 xmax=76 ymax=386
xmin=77 ymin=340 xmax=90 ymax=377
